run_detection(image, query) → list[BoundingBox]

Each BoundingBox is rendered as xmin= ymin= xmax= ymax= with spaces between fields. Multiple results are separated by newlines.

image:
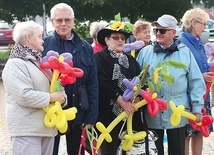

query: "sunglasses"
xmin=109 ymin=36 xmax=126 ymax=41
xmin=153 ymin=28 xmax=173 ymax=34
xmin=54 ymin=18 xmax=73 ymax=24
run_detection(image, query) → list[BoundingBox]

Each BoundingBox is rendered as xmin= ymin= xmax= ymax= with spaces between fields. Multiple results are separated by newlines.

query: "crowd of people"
xmin=2 ymin=2 xmax=213 ymax=155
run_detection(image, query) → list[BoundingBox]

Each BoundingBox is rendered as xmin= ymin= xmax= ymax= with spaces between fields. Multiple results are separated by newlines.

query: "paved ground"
xmin=0 ymin=81 xmax=214 ymax=155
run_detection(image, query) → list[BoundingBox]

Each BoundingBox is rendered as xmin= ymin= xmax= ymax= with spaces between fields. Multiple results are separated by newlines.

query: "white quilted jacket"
xmin=2 ymin=57 xmax=58 ymax=137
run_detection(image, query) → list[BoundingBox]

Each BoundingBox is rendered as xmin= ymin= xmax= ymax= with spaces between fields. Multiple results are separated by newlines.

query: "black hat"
xmin=97 ymin=14 xmax=133 ymax=46
xmin=97 ymin=28 xmax=132 ymax=46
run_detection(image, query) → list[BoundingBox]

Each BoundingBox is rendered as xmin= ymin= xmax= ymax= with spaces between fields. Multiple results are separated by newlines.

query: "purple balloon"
xmin=122 ymin=77 xmax=141 ymax=101
xmin=123 ymin=89 xmax=134 ymax=101
xmin=123 ymin=79 xmax=133 ymax=89
xmin=61 ymin=53 xmax=73 ymax=62
xmin=123 ymin=41 xmax=145 ymax=53
xmin=42 ymin=50 xmax=59 ymax=62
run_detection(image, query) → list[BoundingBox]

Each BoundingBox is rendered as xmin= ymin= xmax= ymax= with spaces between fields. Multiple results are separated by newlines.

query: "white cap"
xmin=152 ymin=14 xmax=178 ymax=30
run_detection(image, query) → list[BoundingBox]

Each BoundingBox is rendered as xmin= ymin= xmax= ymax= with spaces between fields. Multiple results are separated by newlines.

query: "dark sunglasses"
xmin=153 ymin=28 xmax=173 ymax=34
xmin=109 ymin=36 xmax=126 ymax=41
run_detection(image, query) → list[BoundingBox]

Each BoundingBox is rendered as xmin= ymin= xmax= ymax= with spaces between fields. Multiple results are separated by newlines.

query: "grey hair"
xmin=13 ymin=21 xmax=43 ymax=44
xmin=50 ymin=3 xmax=74 ymax=19
xmin=89 ymin=20 xmax=108 ymax=40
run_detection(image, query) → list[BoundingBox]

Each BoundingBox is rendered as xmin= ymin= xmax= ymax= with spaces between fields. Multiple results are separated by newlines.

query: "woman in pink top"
xmin=90 ymin=20 xmax=108 ymax=53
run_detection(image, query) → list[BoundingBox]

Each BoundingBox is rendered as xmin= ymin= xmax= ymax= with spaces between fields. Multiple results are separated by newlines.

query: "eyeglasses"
xmin=53 ymin=18 xmax=73 ymax=24
xmin=196 ymin=21 xmax=206 ymax=26
xmin=153 ymin=28 xmax=173 ymax=34
xmin=109 ymin=36 xmax=126 ymax=41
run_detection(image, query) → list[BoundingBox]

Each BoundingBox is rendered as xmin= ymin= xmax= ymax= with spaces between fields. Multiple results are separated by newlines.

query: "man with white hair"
xmin=42 ymin=3 xmax=98 ymax=155
xmin=136 ymin=14 xmax=205 ymax=155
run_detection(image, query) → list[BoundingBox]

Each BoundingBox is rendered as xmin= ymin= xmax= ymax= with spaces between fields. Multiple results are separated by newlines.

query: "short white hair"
xmin=89 ymin=20 xmax=108 ymax=40
xmin=13 ymin=21 xmax=43 ymax=44
xmin=50 ymin=3 xmax=74 ymax=19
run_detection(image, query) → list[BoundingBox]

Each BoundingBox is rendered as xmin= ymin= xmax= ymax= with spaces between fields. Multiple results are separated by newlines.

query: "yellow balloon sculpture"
xmin=169 ymin=100 xmax=198 ymax=126
xmin=41 ymin=52 xmax=80 ymax=133
xmin=122 ymin=115 xmax=147 ymax=151
xmin=96 ymin=98 xmax=149 ymax=150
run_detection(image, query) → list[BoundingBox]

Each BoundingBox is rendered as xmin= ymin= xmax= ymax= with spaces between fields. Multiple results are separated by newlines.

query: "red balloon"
xmin=188 ymin=115 xmax=213 ymax=137
xmin=154 ymin=98 xmax=167 ymax=110
xmin=147 ymin=100 xmax=158 ymax=116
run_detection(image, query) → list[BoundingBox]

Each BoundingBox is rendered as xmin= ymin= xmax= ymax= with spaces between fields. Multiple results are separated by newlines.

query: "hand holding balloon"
xmin=122 ymin=77 xmax=143 ymax=101
xmin=188 ymin=108 xmax=213 ymax=137
xmin=169 ymin=100 xmax=196 ymax=126
xmin=122 ymin=76 xmax=167 ymax=116
xmin=169 ymin=101 xmax=213 ymax=137
xmin=96 ymin=90 xmax=165 ymax=151
xmin=50 ymin=90 xmax=65 ymax=104
xmin=40 ymin=50 xmax=84 ymax=133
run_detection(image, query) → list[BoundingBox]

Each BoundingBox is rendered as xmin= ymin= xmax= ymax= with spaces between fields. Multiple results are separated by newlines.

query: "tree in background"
xmin=1 ymin=0 xmax=214 ymax=38
xmin=0 ymin=0 xmax=192 ymax=23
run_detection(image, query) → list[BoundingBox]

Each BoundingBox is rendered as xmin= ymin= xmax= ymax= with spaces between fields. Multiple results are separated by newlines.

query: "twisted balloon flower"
xmin=96 ymin=89 xmax=167 ymax=150
xmin=122 ymin=76 xmax=143 ymax=101
xmin=169 ymin=101 xmax=213 ymax=137
xmin=40 ymin=50 xmax=84 ymax=133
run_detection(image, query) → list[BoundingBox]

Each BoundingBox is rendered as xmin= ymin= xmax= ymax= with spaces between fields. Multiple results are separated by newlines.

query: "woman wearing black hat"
xmin=94 ymin=20 xmax=147 ymax=155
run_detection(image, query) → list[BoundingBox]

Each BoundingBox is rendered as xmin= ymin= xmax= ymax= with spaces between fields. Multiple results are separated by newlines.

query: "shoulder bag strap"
xmin=29 ymin=60 xmax=51 ymax=84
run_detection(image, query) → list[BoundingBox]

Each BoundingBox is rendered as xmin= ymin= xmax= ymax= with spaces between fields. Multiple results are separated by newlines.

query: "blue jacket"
xmin=43 ymin=31 xmax=98 ymax=125
xmin=178 ymin=31 xmax=210 ymax=102
xmin=136 ymin=40 xmax=205 ymax=129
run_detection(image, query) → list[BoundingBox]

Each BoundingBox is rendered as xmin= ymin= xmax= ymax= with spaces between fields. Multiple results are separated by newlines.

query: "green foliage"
xmin=0 ymin=0 xmax=193 ymax=23
xmin=74 ymin=20 xmax=90 ymax=39
xmin=0 ymin=44 xmax=13 ymax=59
xmin=56 ymin=80 xmax=64 ymax=91
xmin=161 ymin=74 xmax=174 ymax=85
xmin=148 ymin=81 xmax=155 ymax=92
xmin=2 ymin=0 xmax=214 ymax=37
xmin=114 ymin=13 xmax=121 ymax=21
xmin=109 ymin=13 xmax=134 ymax=33
xmin=139 ymin=60 xmax=187 ymax=93
xmin=164 ymin=60 xmax=187 ymax=69
xmin=0 ymin=51 xmax=10 ymax=58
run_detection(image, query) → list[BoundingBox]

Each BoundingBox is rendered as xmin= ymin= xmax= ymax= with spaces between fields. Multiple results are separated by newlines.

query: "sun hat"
xmin=97 ymin=13 xmax=133 ymax=46
xmin=152 ymin=14 xmax=178 ymax=30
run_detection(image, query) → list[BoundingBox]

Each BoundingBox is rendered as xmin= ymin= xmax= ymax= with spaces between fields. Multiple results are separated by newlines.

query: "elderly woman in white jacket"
xmin=2 ymin=21 xmax=66 ymax=155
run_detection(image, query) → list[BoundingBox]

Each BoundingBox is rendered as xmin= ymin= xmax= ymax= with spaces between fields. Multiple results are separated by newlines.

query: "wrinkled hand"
xmin=50 ymin=90 xmax=65 ymax=104
xmin=117 ymin=95 xmax=137 ymax=115
xmin=130 ymin=96 xmax=141 ymax=103
xmin=203 ymin=72 xmax=214 ymax=82
xmin=193 ymin=113 xmax=203 ymax=123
